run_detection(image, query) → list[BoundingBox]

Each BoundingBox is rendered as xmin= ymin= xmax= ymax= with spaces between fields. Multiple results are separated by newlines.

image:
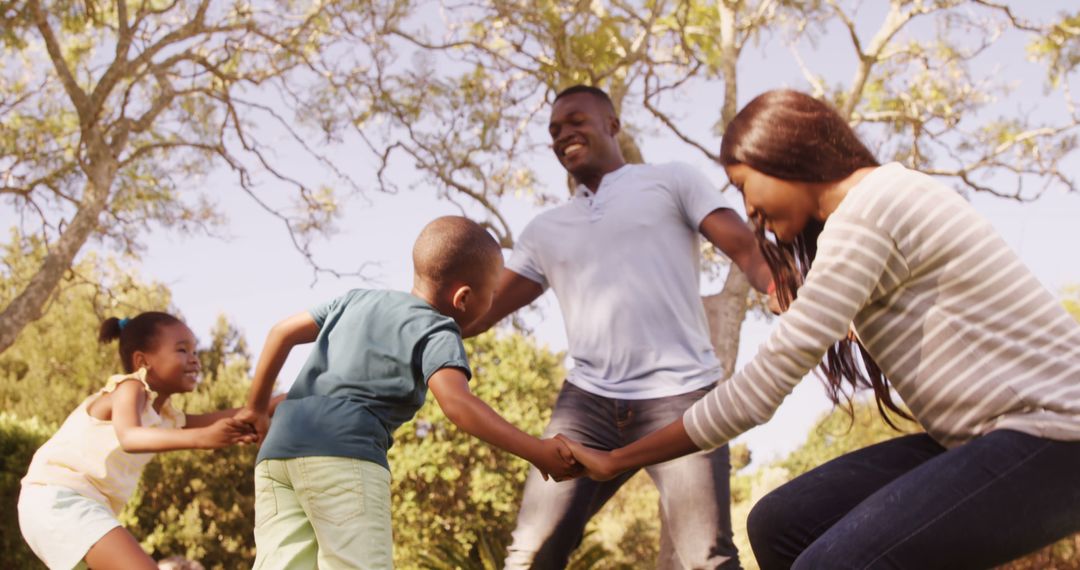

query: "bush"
xmin=0 ymin=413 xmax=55 ymax=569
xmin=389 ymin=331 xmax=566 ymax=568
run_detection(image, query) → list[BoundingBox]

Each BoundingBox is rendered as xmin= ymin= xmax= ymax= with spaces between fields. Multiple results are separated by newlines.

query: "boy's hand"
xmin=533 ymin=437 xmax=582 ymax=482
xmin=556 ymin=434 xmax=623 ymax=482
xmin=201 ymin=417 xmax=257 ymax=449
xmin=234 ymin=407 xmax=270 ymax=443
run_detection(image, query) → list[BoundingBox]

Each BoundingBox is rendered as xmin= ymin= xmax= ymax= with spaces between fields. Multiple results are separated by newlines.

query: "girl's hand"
xmin=200 ymin=417 xmax=257 ymax=449
xmin=234 ymin=407 xmax=270 ymax=443
xmin=555 ymin=434 xmax=623 ymax=481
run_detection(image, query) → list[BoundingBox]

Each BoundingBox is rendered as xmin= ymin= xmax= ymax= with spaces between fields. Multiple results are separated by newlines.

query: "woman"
xmin=560 ymin=89 xmax=1080 ymax=569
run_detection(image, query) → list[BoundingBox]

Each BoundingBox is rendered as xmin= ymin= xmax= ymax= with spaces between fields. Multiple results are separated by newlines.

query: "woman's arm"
xmin=563 ymin=217 xmax=899 ymax=480
xmin=685 ymin=217 xmax=897 ymax=450
xmin=556 ymin=419 xmax=697 ymax=481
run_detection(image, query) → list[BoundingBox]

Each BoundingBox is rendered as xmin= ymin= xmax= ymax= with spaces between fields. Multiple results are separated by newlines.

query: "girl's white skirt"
xmin=18 ymin=484 xmax=122 ymax=570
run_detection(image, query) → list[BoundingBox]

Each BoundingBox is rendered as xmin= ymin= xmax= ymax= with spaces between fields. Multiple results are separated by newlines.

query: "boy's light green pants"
xmin=253 ymin=456 xmax=393 ymax=570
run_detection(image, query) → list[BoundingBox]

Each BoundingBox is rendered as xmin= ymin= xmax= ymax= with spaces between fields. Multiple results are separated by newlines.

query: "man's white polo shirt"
xmin=507 ymin=162 xmax=732 ymax=399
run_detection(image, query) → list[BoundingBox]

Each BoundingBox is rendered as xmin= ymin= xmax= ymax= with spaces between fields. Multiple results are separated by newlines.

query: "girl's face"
xmin=725 ymin=163 xmax=817 ymax=243
xmin=137 ymin=323 xmax=201 ymax=394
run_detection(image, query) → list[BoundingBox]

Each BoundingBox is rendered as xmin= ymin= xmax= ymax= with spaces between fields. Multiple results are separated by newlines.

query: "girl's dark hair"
xmin=720 ymin=89 xmax=912 ymax=428
xmin=99 ymin=312 xmax=184 ymax=373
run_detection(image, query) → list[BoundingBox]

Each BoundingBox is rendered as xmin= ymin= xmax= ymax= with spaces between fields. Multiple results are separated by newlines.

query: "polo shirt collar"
xmin=573 ymin=163 xmax=634 ymax=199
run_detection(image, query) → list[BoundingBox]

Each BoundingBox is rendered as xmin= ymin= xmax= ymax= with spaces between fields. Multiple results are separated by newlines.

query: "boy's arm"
xmin=699 ymin=208 xmax=774 ymax=294
xmin=236 ymin=312 xmax=320 ymax=440
xmin=428 ymin=367 xmax=578 ymax=480
xmin=460 ymin=269 xmax=544 ymax=338
xmin=185 ymin=394 xmax=287 ymax=428
xmin=556 ymin=418 xmax=698 ymax=481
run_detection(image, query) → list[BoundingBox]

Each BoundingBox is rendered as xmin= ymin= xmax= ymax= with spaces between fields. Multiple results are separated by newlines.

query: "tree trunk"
xmin=703 ymin=268 xmax=751 ymax=379
xmin=705 ymin=0 xmax=748 ymax=381
xmin=0 ymin=171 xmax=113 ymax=354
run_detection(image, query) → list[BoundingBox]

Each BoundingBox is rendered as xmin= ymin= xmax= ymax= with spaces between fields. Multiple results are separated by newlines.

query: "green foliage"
xmin=778 ymin=400 xmax=921 ymax=479
xmin=0 ymin=234 xmax=172 ymax=424
xmin=1064 ymin=285 xmax=1080 ymax=323
xmin=0 ymin=413 xmax=54 ymax=569
xmin=0 ymin=247 xmax=259 ymax=568
xmin=388 ymin=331 xmax=564 ymax=567
xmin=1028 ymin=11 xmax=1080 ymax=87
xmin=389 ymin=331 xmax=665 ymax=569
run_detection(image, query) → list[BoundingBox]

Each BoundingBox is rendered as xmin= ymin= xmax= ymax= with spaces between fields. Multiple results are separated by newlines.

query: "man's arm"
xmin=460 ymin=268 xmax=545 ymax=338
xmin=699 ymin=208 xmax=774 ymax=293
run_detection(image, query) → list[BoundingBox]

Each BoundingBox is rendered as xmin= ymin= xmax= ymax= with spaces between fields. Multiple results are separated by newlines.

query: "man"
xmin=463 ymin=85 xmax=773 ymax=569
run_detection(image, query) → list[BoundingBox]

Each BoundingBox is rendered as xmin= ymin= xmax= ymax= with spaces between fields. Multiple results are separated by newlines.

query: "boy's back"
xmin=244 ymin=216 xmax=577 ymax=569
xmin=258 ymin=288 xmax=470 ymax=470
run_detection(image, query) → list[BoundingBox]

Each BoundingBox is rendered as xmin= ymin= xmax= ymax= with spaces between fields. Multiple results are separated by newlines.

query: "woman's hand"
xmin=555 ymin=434 xmax=624 ymax=482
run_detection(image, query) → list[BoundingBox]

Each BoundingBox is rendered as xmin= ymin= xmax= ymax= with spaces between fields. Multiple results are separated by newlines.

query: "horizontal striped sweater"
xmin=685 ymin=163 xmax=1080 ymax=450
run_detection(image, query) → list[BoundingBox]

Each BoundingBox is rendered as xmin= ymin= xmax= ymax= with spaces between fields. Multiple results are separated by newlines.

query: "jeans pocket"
xmin=254 ymin=462 xmax=278 ymax=528
xmin=302 ymin=457 xmax=366 ymax=525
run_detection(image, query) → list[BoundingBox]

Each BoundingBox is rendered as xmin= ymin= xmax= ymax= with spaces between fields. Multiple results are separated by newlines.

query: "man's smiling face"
xmin=548 ymin=92 xmax=622 ymax=183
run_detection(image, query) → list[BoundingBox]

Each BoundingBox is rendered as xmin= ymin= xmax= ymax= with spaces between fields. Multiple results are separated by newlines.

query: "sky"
xmin=48 ymin=2 xmax=1080 ymax=467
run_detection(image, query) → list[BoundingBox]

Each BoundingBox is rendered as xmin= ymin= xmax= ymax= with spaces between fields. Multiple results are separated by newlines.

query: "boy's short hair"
xmin=413 ymin=216 xmax=502 ymax=287
xmin=554 ymin=85 xmax=617 ymax=115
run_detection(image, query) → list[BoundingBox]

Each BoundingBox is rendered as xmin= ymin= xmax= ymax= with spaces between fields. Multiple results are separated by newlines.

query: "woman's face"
xmin=725 ymin=163 xmax=817 ymax=243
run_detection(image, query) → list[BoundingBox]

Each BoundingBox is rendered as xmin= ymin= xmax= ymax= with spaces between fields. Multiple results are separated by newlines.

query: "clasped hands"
xmin=533 ymin=434 xmax=623 ymax=483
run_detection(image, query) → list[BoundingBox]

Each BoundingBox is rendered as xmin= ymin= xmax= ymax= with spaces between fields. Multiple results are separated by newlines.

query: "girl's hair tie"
xmin=118 ymin=318 xmax=131 ymax=330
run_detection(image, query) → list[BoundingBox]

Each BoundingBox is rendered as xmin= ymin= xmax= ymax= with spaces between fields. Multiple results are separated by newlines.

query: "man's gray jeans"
xmin=504 ymin=381 xmax=741 ymax=569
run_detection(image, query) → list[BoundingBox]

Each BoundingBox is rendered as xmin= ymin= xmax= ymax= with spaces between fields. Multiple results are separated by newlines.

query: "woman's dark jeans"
xmin=748 ymin=430 xmax=1080 ymax=569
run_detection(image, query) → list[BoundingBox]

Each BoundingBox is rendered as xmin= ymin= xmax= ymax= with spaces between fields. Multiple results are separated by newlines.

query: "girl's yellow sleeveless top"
xmin=21 ymin=369 xmax=186 ymax=515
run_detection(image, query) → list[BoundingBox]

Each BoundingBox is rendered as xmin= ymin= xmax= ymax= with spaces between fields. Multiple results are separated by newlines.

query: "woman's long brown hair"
xmin=721 ymin=90 xmax=912 ymax=428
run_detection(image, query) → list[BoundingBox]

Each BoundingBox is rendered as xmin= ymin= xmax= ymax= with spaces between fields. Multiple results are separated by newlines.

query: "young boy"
xmin=238 ymin=216 xmax=578 ymax=569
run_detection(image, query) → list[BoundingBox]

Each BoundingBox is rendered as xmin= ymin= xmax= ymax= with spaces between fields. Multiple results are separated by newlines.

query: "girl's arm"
xmin=185 ymin=394 xmax=287 ymax=429
xmin=236 ymin=312 xmax=320 ymax=440
xmin=428 ymin=368 xmax=578 ymax=481
xmin=112 ymin=380 xmax=255 ymax=452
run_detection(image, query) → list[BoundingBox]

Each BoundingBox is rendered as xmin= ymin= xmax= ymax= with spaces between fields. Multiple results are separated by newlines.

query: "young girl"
xmin=18 ymin=312 xmax=258 ymax=570
xmin=559 ymin=90 xmax=1080 ymax=569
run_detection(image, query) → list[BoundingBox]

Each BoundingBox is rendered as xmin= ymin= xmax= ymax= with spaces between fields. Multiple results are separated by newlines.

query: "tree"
xmin=0 ymin=232 xmax=172 ymax=423
xmin=0 ymin=0 xmax=397 ymax=355
xmin=358 ymin=0 xmax=1079 ymax=380
xmin=350 ymin=2 xmax=1079 ymax=564
xmin=1063 ymin=285 xmax=1080 ymax=323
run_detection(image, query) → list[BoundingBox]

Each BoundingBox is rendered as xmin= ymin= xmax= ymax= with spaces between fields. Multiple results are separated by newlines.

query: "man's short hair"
xmin=554 ymin=85 xmax=617 ymax=115
xmin=413 ymin=216 xmax=502 ymax=287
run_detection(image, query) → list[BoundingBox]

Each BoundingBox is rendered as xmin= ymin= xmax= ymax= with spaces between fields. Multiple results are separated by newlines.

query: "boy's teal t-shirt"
xmin=256 ymin=289 xmax=471 ymax=469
